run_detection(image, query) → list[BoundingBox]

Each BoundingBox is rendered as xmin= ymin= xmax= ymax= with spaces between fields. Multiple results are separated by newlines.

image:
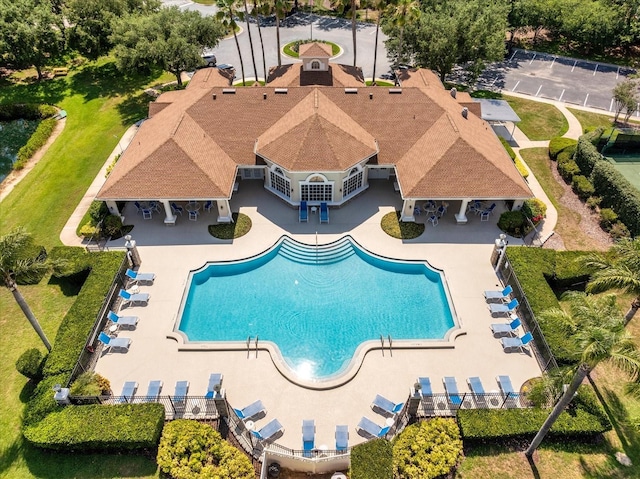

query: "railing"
xmin=499 ymin=257 xmax=559 ymax=372
xmin=266 ymin=442 xmax=350 ymax=459
xmin=69 ymin=394 xmax=222 ymax=421
xmin=414 ymin=392 xmax=523 ymax=418
xmin=225 ymin=405 xmax=258 ymax=457
xmin=65 ymin=255 xmax=131 ymax=387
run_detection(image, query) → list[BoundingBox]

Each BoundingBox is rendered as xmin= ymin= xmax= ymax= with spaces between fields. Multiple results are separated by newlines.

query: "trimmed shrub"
xmin=610 ymin=222 xmax=631 ymax=239
xmin=574 ymin=128 xmax=604 ymax=176
xmin=558 ymin=158 xmax=581 ymax=182
xmin=499 ymin=136 xmax=516 ymax=160
xmin=69 ymin=371 xmax=111 ymax=396
xmin=572 ymin=175 xmax=595 ymax=200
xmin=392 ymin=419 xmax=462 ymax=479
xmin=78 ymin=224 xmax=98 ymax=239
xmin=549 ymin=137 xmax=578 ymax=160
xmin=16 ymin=348 xmax=46 ymax=380
xmin=14 ymin=119 xmax=57 ymax=169
xmin=157 ymin=420 xmax=254 ymax=479
xmin=556 ymin=149 xmax=574 ymax=164
xmin=0 ymin=103 xmax=57 ymax=120
xmin=515 ymin=156 xmax=529 ymax=178
xmin=24 ymin=404 xmax=165 ymax=451
xmin=102 ymin=214 xmax=123 ymax=237
xmin=457 ymin=389 xmax=610 ymax=443
xmin=522 ymin=198 xmax=547 ymax=223
xmin=350 ymin=438 xmax=393 ymax=479
xmin=591 ymin=160 xmax=640 ymax=237
xmin=43 ymin=250 xmax=126 ymax=376
xmin=497 ymin=210 xmax=526 ymax=236
xmin=586 ymin=196 xmax=602 ymax=210
xmin=599 ymin=208 xmax=618 ymax=230
xmin=88 ymin=201 xmax=109 ymax=224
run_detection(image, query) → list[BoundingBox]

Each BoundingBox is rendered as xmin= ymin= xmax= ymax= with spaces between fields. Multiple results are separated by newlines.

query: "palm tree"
xmin=525 ymin=292 xmax=640 ymax=458
xmin=387 ymin=0 xmax=420 ymax=67
xmin=273 ymin=0 xmax=289 ymax=67
xmin=333 ymin=0 xmax=359 ymax=67
xmin=0 ymin=228 xmax=53 ymax=351
xmin=240 ymin=0 xmax=259 ymax=83
xmin=217 ymin=0 xmax=247 ymax=85
xmin=582 ymin=238 xmax=640 ymax=323
xmin=368 ymin=0 xmax=386 ymax=84
xmin=252 ymin=0 xmax=268 ymax=82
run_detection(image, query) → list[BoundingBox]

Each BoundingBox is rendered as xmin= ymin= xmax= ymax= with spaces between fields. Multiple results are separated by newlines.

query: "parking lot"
xmin=470 ymin=49 xmax=638 ymax=116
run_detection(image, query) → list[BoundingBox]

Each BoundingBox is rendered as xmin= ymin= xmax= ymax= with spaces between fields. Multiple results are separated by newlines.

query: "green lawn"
xmin=567 ymin=108 xmax=614 ymax=133
xmin=505 ymin=96 xmax=569 ymax=140
xmin=0 ymin=58 xmax=171 ymax=478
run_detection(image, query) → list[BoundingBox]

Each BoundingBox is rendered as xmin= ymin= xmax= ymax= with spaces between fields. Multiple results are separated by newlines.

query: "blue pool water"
xmin=177 ymin=237 xmax=455 ymax=380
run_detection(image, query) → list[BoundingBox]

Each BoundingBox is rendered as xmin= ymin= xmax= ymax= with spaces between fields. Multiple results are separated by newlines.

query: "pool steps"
xmin=278 ymin=237 xmax=354 ymax=265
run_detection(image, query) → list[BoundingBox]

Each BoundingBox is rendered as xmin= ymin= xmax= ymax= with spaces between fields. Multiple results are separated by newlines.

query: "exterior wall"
xmin=302 ymin=58 xmax=329 ymax=72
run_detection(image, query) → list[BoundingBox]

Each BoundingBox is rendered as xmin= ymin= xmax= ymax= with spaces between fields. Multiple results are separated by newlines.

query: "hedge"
xmin=15 ymin=118 xmax=57 ymax=169
xmin=573 ymin=128 xmax=604 ymax=176
xmin=558 ymin=158 xmax=580 ymax=182
xmin=0 ymin=103 xmax=57 ymax=120
xmin=457 ymin=388 xmax=610 ymax=443
xmin=572 ymin=175 xmax=595 ymax=200
xmin=24 ymin=404 xmax=165 ymax=451
xmin=350 ymin=438 xmax=393 ymax=479
xmin=43 ymin=249 xmax=126 ymax=376
xmin=591 ymin=161 xmax=640 ymax=237
xmin=549 ymin=137 xmax=577 ymax=160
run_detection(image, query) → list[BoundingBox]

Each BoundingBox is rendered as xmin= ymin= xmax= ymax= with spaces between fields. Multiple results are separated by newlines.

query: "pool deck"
xmin=95 ymin=180 xmax=541 ymax=450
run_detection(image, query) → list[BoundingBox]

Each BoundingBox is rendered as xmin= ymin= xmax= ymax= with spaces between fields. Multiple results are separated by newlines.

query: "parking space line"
xmin=535 ymin=85 xmax=542 ymax=97
xmin=529 ymin=53 xmax=536 ymax=64
xmin=511 ymin=80 xmax=520 ymax=92
xmin=616 ymin=66 xmax=620 ymax=79
xmin=584 ymin=94 xmax=589 ymax=107
xmin=593 ymin=64 xmax=598 ymax=75
xmin=550 ymin=56 xmax=556 ymax=68
xmin=572 ymin=60 xmax=577 ymax=72
xmin=559 ymin=89 xmax=565 ymax=102
xmin=509 ymin=51 xmax=517 ymax=62
xmin=610 ymin=98 xmax=614 ymax=111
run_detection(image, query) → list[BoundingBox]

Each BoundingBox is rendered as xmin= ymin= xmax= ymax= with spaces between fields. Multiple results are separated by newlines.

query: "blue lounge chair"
xmin=491 ymin=317 xmax=521 ymax=336
xmin=335 ymin=425 xmax=348 ymax=451
xmin=233 ymin=399 xmax=265 ymax=420
xmin=299 ymin=201 xmax=308 ymax=222
xmin=302 ymin=419 xmax=315 ymax=457
xmin=174 ymin=381 xmax=189 ymax=402
xmin=496 ymin=375 xmax=519 ymax=407
xmin=356 ymin=417 xmax=389 ymax=438
xmin=484 ymin=284 xmax=513 ymax=302
xmin=251 ymin=418 xmax=284 ymax=442
xmin=205 ymin=373 xmax=223 ymax=398
xmin=145 ymin=380 xmax=162 ymax=402
xmin=443 ymin=377 xmax=463 ymax=406
xmin=371 ymin=394 xmax=403 ymax=415
xmin=125 ymin=268 xmax=155 ymax=284
xmin=501 ymin=332 xmax=534 ymax=352
xmin=107 ymin=310 xmax=138 ymax=329
xmin=418 ymin=377 xmax=432 ymax=396
xmin=119 ymin=381 xmax=137 ymax=403
xmin=489 ymin=298 xmax=519 ymax=317
xmin=467 ymin=377 xmax=486 ymax=405
xmin=119 ymin=289 xmax=150 ymax=306
xmin=98 ymin=332 xmax=131 ymax=352
xmin=320 ymin=202 xmax=329 ymax=224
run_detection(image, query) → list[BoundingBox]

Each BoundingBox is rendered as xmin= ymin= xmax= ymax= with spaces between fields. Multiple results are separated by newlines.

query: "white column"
xmin=105 ymin=201 xmax=121 ymax=219
xmin=162 ymin=200 xmax=176 ymax=225
xmin=512 ymin=200 xmax=524 ymax=210
xmin=217 ymin=200 xmax=232 ymax=223
xmin=400 ymin=199 xmax=415 ymax=222
xmin=455 ymin=199 xmax=470 ymax=224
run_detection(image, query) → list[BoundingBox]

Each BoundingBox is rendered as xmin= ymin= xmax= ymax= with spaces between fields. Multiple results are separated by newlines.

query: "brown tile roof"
xmin=97 ymin=66 xmax=532 ymax=202
xmin=299 ymin=42 xmax=332 ymax=57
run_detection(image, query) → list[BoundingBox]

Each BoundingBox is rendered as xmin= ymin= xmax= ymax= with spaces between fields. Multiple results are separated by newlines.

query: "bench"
xmin=52 ymin=68 xmax=69 ymax=77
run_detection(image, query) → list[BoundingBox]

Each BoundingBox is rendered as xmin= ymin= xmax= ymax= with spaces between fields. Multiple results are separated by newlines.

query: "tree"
xmin=0 ymin=0 xmax=63 ymax=80
xmin=217 ymin=0 xmax=247 ymax=86
xmin=0 ymin=228 xmax=53 ymax=351
xmin=272 ymin=0 xmax=289 ymax=67
xmin=582 ymin=237 xmax=640 ymax=322
xmin=333 ymin=0 xmax=359 ymax=67
xmin=111 ymin=7 xmax=225 ymax=86
xmin=65 ymin=0 xmax=161 ymax=60
xmin=385 ymin=0 xmax=420 ymax=67
xmin=368 ymin=0 xmax=387 ymax=84
xmin=253 ymin=0 xmax=269 ymax=82
xmin=386 ymin=0 xmax=508 ymax=83
xmin=525 ymin=292 xmax=640 ymax=457
xmin=612 ymin=79 xmax=637 ymax=122
xmin=240 ymin=0 xmax=259 ymax=83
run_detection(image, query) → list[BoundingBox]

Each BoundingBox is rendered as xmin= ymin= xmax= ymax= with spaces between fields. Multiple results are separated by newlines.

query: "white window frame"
xmin=342 ymin=166 xmax=364 ymax=199
xmin=269 ymin=167 xmax=291 ymax=198
xmin=300 ymin=173 xmax=333 ymax=203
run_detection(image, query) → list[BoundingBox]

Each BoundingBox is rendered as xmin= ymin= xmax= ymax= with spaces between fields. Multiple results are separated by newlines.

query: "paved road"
xmin=455 ymin=49 xmax=638 ymax=117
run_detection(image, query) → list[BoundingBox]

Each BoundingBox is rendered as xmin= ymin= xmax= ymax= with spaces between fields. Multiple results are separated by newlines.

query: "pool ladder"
xmin=380 ymin=334 xmax=393 ymax=355
xmin=247 ymin=335 xmax=259 ymax=357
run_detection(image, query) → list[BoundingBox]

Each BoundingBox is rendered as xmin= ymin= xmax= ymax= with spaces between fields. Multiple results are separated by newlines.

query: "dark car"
xmin=380 ymin=73 xmax=396 ymax=81
xmin=217 ymin=64 xmax=234 ymax=71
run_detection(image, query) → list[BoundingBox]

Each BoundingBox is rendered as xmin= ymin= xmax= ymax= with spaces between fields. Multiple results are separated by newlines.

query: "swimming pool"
xmin=176 ymin=236 xmax=457 ymax=385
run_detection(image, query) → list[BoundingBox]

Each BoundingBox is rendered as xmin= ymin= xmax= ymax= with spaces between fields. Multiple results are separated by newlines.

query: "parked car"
xmin=380 ymin=73 xmax=396 ymax=81
xmin=202 ymin=54 xmax=217 ymax=67
xmin=217 ymin=63 xmax=234 ymax=71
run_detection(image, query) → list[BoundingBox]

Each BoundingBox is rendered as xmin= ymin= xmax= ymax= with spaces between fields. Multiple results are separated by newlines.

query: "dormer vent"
xmin=389 ymin=88 xmax=402 ymax=94
xmin=275 ymin=88 xmax=288 ymax=94
xmin=263 ymin=93 xmax=267 ymax=100
xmin=369 ymin=93 xmax=373 ymax=100
xmin=344 ymin=88 xmax=358 ymax=94
xmin=222 ymin=88 xmax=236 ymax=94
xmin=212 ymin=93 xmax=217 ymax=100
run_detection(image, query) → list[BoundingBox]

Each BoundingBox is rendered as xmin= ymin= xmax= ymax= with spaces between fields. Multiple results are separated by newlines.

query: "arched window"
xmin=311 ymin=60 xmax=321 ymax=70
xmin=343 ymin=166 xmax=364 ymax=197
xmin=269 ymin=167 xmax=291 ymax=198
xmin=300 ymin=173 xmax=333 ymax=202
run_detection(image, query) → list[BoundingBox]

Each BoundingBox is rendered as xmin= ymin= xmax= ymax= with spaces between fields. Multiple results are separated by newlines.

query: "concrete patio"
xmin=95 ymin=179 xmax=540 ymax=451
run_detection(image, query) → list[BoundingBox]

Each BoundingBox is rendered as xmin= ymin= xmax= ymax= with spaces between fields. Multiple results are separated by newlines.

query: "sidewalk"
xmin=59 ymin=124 xmax=140 ymax=246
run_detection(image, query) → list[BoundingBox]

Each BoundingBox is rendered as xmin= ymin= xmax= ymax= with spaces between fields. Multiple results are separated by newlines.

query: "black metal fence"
xmin=65 ymin=254 xmax=131 ymax=387
xmin=414 ymin=392 xmax=522 ymax=418
xmin=499 ymin=257 xmax=559 ymax=372
xmin=266 ymin=441 xmax=349 ymax=460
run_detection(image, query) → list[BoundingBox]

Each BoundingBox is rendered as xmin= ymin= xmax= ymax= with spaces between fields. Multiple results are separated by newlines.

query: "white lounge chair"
xmin=119 ymin=289 xmax=150 ymax=306
xmin=302 ymin=419 xmax=315 ymax=456
xmin=98 ymin=332 xmax=131 ymax=352
xmin=501 ymin=332 xmax=534 ymax=352
xmin=251 ymin=418 xmax=284 ymax=442
xmin=119 ymin=381 xmax=137 ymax=402
xmin=233 ymin=400 xmax=265 ymax=420
xmin=335 ymin=425 xmax=349 ymax=451
xmin=443 ymin=377 xmax=463 ymax=406
xmin=126 ymin=269 xmax=155 ymax=284
xmin=371 ymin=394 xmax=403 ymax=415
xmin=107 ymin=310 xmax=138 ymax=329
xmin=491 ymin=317 xmax=521 ymax=336
xmin=205 ymin=373 xmax=223 ymax=398
xmin=145 ymin=380 xmax=162 ymax=402
xmin=489 ymin=298 xmax=519 ymax=317
xmin=356 ymin=417 xmax=389 ymax=438
xmin=484 ymin=285 xmax=513 ymax=302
